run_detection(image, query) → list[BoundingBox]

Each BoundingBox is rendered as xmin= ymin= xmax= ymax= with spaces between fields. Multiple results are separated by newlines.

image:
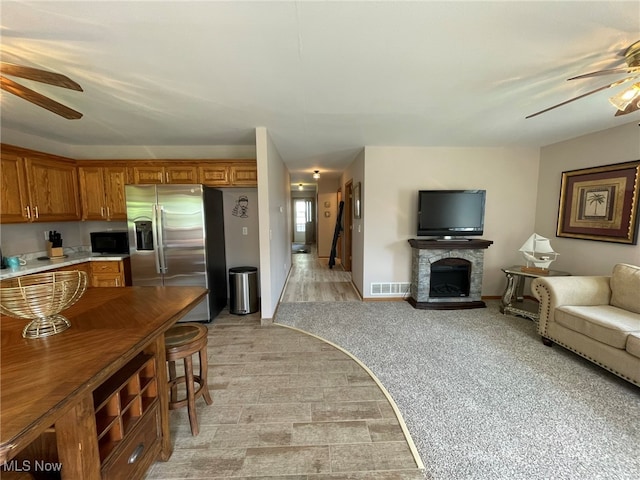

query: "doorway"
xmin=292 ymin=197 xmax=315 ymax=253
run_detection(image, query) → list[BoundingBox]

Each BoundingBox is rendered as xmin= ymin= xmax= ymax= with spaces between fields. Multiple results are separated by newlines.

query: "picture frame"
xmin=353 ymin=182 xmax=362 ymax=219
xmin=557 ymin=160 xmax=640 ymax=244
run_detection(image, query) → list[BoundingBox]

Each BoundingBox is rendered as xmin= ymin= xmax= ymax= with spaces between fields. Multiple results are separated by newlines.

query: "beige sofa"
xmin=532 ymin=263 xmax=640 ymax=387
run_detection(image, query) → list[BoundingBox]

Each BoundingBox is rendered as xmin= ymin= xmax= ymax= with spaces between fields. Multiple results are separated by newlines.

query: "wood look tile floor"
xmin=280 ymin=248 xmax=361 ymax=303
xmin=146 ymin=249 xmax=424 ymax=479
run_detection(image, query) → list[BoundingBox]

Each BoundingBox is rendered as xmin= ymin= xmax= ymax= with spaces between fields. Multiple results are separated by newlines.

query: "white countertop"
xmin=0 ymin=252 xmax=129 ymax=280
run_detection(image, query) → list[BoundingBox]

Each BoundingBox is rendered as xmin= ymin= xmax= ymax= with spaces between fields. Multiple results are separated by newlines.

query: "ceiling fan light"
xmin=609 ymin=83 xmax=640 ymax=111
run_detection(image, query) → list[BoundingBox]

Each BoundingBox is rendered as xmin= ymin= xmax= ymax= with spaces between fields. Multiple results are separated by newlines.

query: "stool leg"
xmin=184 ymin=356 xmax=199 ymax=436
xmin=168 ymin=360 xmax=178 ymax=404
xmin=199 ymin=346 xmax=213 ymax=406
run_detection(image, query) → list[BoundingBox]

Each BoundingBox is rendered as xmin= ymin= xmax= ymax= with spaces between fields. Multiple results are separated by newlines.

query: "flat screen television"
xmin=417 ymin=189 xmax=486 ymax=238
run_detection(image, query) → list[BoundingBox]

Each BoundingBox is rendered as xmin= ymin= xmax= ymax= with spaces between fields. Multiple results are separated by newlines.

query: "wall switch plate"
xmin=242 ymin=227 xmax=248 ymax=235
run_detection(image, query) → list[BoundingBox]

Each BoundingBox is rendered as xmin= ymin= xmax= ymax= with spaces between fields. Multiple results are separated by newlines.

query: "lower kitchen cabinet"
xmin=49 ymin=259 xmax=131 ymax=287
xmin=89 ymin=259 xmax=131 ymax=287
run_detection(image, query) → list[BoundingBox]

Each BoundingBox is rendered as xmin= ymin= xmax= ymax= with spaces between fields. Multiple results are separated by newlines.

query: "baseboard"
xmin=363 ymin=296 xmax=408 ymax=302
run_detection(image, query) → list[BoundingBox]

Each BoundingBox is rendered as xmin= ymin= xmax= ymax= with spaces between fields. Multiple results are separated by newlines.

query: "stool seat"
xmin=165 ymin=322 xmax=213 ymax=436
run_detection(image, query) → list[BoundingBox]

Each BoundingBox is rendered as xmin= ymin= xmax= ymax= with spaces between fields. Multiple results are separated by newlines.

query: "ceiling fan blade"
xmin=0 ymin=76 xmax=83 ymax=119
xmin=0 ymin=62 xmax=83 ymax=91
xmin=614 ymin=100 xmax=640 ymax=116
xmin=568 ymin=66 xmax=640 ymax=81
xmin=526 ymin=75 xmax=639 ymax=119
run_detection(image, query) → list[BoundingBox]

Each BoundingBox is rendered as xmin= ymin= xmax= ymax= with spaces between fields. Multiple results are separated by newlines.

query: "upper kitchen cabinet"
xmin=130 ymin=162 xmax=198 ymax=184
xmin=1 ymin=147 xmax=30 ymax=223
xmin=0 ymin=145 xmax=81 ymax=223
xmin=229 ymin=161 xmax=258 ymax=186
xmin=199 ymin=160 xmax=257 ymax=187
xmin=77 ymin=162 xmax=129 ymax=221
xmin=130 ymin=160 xmax=257 ymax=187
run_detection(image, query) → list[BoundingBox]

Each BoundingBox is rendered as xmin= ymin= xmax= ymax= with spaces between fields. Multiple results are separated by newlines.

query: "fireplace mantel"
xmin=407 ymin=238 xmax=493 ymax=310
xmin=408 ymin=239 xmax=494 ymax=250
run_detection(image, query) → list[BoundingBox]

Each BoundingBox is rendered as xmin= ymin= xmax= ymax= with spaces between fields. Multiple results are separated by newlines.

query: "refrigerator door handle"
xmin=156 ymin=204 xmax=168 ymax=274
xmin=151 ymin=204 xmax=163 ymax=274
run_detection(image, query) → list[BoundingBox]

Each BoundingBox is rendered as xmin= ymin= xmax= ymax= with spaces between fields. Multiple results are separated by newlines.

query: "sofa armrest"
xmin=531 ymin=276 xmax=611 ymax=337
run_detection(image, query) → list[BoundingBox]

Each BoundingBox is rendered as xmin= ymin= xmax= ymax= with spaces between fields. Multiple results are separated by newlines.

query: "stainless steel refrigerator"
xmin=125 ymin=184 xmax=227 ymax=323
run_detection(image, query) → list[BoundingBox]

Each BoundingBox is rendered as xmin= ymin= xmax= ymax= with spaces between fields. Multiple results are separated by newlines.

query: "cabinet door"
xmin=230 ymin=163 xmax=258 ymax=186
xmin=131 ymin=165 xmax=164 ymax=184
xmin=91 ymin=273 xmax=125 ymax=287
xmin=79 ymin=166 xmax=108 ymax=220
xmin=24 ymin=156 xmax=81 ymax=222
xmin=51 ymin=262 xmax=90 ymax=275
xmin=90 ymin=261 xmax=127 ymax=287
xmin=198 ymin=164 xmax=230 ymax=186
xmin=0 ymin=151 xmax=30 ymax=223
xmin=104 ymin=167 xmax=128 ymax=220
xmin=165 ymin=165 xmax=198 ymax=184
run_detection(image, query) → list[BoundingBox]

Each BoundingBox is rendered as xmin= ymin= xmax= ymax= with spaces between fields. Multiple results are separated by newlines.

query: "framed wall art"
xmin=353 ymin=182 xmax=362 ymax=219
xmin=556 ymin=160 xmax=640 ymax=244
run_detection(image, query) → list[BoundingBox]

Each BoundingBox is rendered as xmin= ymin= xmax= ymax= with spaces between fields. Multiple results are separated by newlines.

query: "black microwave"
xmin=90 ymin=231 xmax=129 ymax=254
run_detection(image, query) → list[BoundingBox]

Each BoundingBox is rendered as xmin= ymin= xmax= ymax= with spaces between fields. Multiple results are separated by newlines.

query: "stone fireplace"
xmin=408 ymin=239 xmax=493 ymax=309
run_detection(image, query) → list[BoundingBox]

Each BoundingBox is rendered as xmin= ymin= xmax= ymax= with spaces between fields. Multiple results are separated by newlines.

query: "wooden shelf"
xmin=93 ymin=353 xmax=159 ymax=464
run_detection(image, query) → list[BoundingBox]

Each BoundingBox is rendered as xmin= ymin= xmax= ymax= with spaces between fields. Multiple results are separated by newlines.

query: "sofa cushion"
xmin=627 ymin=333 xmax=640 ymax=359
xmin=555 ymin=305 xmax=640 ymax=349
xmin=610 ymin=263 xmax=640 ymax=314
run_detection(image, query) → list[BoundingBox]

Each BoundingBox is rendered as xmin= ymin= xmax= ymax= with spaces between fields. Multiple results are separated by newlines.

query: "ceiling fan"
xmin=526 ymin=40 xmax=640 ymax=119
xmin=0 ymin=62 xmax=83 ymax=119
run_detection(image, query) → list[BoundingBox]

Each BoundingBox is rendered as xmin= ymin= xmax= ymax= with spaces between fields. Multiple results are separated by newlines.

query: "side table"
xmin=500 ymin=265 xmax=571 ymax=321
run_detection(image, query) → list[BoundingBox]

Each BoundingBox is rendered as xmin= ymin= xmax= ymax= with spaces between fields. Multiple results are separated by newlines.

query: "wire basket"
xmin=0 ymin=270 xmax=88 ymax=338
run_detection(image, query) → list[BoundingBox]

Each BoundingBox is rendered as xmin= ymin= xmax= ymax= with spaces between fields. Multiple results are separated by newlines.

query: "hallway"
xmin=281 ymin=246 xmax=361 ymax=303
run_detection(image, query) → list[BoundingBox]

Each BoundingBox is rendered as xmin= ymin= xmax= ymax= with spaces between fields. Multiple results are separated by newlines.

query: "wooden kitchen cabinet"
xmin=0 ymin=145 xmax=81 ymax=223
xmin=130 ymin=163 xmax=198 ymax=184
xmin=0 ymin=148 xmax=30 ymax=223
xmin=229 ymin=162 xmax=258 ymax=186
xmin=78 ymin=163 xmax=128 ymax=221
xmin=50 ymin=262 xmax=91 ymax=276
xmin=198 ymin=163 xmax=230 ymax=186
xmin=94 ymin=353 xmax=160 ymax=478
xmin=198 ymin=160 xmax=257 ymax=186
xmin=89 ymin=259 xmax=131 ymax=287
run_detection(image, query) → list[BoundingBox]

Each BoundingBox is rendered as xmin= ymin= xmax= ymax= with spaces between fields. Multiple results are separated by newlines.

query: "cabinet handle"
xmin=101 ymin=207 xmax=105 ymax=217
xmin=115 ymin=278 xmax=120 ymax=287
xmin=106 ymin=206 xmax=110 ymax=218
xmin=34 ymin=206 xmax=39 ymax=218
xmin=25 ymin=206 xmax=31 ymax=219
xmin=165 ymin=172 xmax=169 ymax=183
xmin=128 ymin=443 xmax=145 ymax=464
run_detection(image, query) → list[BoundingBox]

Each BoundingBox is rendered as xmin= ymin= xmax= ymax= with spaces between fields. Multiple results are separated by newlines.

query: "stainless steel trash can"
xmin=229 ymin=266 xmax=259 ymax=315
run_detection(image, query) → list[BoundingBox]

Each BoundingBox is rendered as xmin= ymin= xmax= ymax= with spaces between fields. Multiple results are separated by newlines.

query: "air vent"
xmin=370 ymin=282 xmax=411 ymax=296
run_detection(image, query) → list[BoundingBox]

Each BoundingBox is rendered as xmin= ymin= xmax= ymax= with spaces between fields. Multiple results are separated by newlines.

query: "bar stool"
xmin=165 ymin=323 xmax=213 ymax=435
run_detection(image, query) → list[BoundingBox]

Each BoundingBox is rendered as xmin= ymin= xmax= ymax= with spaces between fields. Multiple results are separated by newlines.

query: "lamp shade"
xmin=609 ymin=83 xmax=640 ymax=111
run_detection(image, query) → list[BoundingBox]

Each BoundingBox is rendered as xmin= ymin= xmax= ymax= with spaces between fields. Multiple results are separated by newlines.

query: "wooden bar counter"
xmin=0 ymin=286 xmax=207 ymax=479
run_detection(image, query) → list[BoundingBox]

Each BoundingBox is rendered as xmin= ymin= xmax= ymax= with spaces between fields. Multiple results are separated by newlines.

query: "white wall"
xmin=221 ymin=188 xmax=260 ymax=294
xmin=341 ymin=150 xmax=365 ymax=296
xmin=361 ymin=146 xmax=540 ymax=297
xmin=255 ymin=127 xmax=292 ymax=320
xmin=536 ymin=122 xmax=640 ymax=275
xmin=317 ymin=191 xmax=337 ymax=257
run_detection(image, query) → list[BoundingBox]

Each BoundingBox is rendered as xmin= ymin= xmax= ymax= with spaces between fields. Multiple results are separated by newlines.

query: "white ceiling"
xmin=1 ymin=1 xmax=639 ymax=185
